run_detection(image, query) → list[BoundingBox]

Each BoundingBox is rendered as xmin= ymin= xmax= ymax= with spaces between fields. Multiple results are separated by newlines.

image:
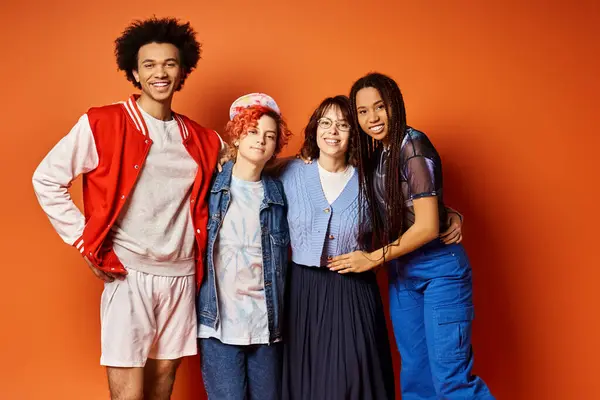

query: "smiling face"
xmin=236 ymin=114 xmax=278 ymax=167
xmin=316 ymin=105 xmax=351 ymax=161
xmin=132 ymin=42 xmax=182 ymax=103
xmin=355 ymin=86 xmax=389 ymax=143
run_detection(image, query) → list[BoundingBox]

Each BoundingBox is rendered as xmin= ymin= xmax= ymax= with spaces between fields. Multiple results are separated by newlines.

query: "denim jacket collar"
xmin=211 ymin=161 xmax=284 ymax=206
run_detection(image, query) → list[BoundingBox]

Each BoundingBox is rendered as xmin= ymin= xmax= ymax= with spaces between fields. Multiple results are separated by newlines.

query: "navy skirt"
xmin=282 ymin=263 xmax=395 ymax=400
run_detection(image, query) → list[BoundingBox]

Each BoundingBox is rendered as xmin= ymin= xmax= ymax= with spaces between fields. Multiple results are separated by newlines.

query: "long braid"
xmin=350 ymin=91 xmax=379 ymax=250
xmin=351 ymin=73 xmax=407 ymax=259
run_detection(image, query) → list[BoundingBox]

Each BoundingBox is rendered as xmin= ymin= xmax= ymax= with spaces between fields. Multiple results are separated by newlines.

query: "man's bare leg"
xmin=107 ymin=367 xmax=144 ymax=400
xmin=143 ymin=358 xmax=183 ymax=400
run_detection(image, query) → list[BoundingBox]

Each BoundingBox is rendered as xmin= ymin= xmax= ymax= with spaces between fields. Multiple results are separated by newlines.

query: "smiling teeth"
xmin=325 ymin=139 xmax=340 ymax=145
xmin=370 ymin=125 xmax=384 ymax=133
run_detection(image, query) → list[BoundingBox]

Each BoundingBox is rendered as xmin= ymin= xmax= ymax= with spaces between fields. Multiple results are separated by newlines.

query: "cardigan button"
xmin=324 ymin=208 xmax=330 ymax=213
xmin=134 ymin=165 xmax=139 ymax=169
xmin=196 ymin=229 xmax=201 ymax=234
xmin=329 ymin=234 xmax=335 ymax=239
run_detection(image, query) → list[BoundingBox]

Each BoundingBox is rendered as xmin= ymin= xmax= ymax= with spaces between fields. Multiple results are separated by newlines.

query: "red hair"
xmin=225 ymin=105 xmax=292 ymax=159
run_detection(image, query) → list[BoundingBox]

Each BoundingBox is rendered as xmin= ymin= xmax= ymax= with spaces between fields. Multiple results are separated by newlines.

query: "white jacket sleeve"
xmin=32 ymin=114 xmax=99 ymax=246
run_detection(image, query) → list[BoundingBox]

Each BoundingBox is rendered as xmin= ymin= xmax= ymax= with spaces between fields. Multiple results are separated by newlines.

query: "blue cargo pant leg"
xmin=422 ymin=249 xmax=494 ymax=399
xmin=389 ymin=275 xmax=437 ymax=400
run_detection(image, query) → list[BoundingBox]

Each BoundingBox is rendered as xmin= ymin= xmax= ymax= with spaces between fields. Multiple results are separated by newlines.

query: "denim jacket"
xmin=197 ymin=161 xmax=290 ymax=343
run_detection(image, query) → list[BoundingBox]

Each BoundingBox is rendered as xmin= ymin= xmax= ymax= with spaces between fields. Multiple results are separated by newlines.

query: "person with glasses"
xmin=277 ymin=95 xmax=396 ymax=399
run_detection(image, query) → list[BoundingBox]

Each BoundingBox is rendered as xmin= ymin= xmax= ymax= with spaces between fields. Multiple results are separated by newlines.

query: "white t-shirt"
xmin=111 ymin=106 xmax=198 ymax=276
xmin=317 ymin=160 xmax=355 ymax=204
xmin=198 ymin=176 xmax=271 ymax=345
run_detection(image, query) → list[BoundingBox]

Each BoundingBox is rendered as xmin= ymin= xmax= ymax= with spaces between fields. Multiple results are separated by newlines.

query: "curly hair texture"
xmin=300 ymin=95 xmax=358 ymax=166
xmin=225 ymin=106 xmax=293 ymax=161
xmin=114 ymin=17 xmax=201 ymax=90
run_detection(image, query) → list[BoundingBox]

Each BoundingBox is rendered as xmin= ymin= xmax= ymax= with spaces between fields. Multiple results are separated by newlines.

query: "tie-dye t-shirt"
xmin=373 ymin=127 xmax=448 ymax=233
xmin=198 ymin=176 xmax=271 ymax=345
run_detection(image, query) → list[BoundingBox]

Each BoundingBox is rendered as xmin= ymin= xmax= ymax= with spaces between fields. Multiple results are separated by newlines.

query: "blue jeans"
xmin=200 ymin=338 xmax=282 ymax=400
xmin=389 ymin=241 xmax=494 ymax=399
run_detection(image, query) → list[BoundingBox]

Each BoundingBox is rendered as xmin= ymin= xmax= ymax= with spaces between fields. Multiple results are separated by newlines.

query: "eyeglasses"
xmin=317 ymin=117 xmax=351 ymax=132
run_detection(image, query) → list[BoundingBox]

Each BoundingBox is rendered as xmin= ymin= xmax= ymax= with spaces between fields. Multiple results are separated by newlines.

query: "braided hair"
xmin=350 ymin=73 xmax=407 ymax=255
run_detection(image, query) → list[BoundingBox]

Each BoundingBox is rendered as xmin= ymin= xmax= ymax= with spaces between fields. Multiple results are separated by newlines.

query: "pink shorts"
xmin=99 ymin=269 xmax=197 ymax=367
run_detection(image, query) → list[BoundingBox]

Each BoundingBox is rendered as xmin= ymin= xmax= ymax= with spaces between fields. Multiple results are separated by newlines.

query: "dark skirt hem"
xmin=282 ymin=263 xmax=395 ymax=400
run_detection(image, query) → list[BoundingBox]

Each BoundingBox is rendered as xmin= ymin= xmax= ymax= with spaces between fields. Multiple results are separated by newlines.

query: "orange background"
xmin=1 ymin=1 xmax=599 ymax=399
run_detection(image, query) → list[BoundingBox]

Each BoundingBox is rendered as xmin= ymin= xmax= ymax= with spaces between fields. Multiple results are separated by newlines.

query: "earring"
xmin=234 ymin=141 xmax=239 ymax=147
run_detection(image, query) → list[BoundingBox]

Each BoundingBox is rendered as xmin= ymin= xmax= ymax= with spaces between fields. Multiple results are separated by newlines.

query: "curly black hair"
xmin=114 ymin=17 xmax=201 ymax=90
xmin=300 ymin=95 xmax=359 ymax=166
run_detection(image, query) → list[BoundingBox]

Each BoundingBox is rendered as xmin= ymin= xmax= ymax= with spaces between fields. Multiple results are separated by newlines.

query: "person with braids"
xmin=32 ymin=17 xmax=223 ymax=399
xmin=328 ymin=72 xmax=494 ymax=399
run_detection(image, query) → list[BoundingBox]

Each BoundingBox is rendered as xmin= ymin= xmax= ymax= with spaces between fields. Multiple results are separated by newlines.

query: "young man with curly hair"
xmin=32 ymin=17 xmax=222 ymax=399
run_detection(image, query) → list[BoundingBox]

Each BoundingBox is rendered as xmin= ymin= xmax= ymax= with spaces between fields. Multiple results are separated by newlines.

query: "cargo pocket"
xmin=433 ymin=304 xmax=474 ymax=361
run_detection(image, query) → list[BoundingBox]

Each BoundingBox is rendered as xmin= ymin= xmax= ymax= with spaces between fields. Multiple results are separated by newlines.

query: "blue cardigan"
xmin=280 ymin=159 xmax=365 ymax=267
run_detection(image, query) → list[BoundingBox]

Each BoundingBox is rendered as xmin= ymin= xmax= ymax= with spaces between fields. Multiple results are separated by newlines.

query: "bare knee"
xmin=107 ymin=367 xmax=144 ymax=400
xmin=144 ymin=359 xmax=182 ymax=400
xmin=153 ymin=358 xmax=182 ymax=377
